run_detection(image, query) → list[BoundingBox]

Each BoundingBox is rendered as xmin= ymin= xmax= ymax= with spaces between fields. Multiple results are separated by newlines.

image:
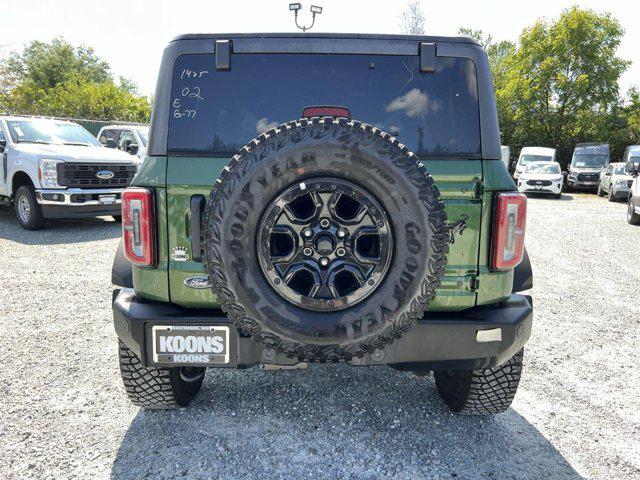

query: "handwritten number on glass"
xmin=173 ymin=69 xmax=208 ymax=120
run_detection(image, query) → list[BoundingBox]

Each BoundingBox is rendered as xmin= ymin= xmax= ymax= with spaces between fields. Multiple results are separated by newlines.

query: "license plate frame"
xmin=99 ymin=194 xmax=117 ymax=205
xmin=151 ymin=325 xmax=230 ymax=365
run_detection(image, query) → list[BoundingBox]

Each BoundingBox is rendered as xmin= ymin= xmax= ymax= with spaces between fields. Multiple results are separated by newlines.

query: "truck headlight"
xmin=38 ymin=159 xmax=65 ymax=189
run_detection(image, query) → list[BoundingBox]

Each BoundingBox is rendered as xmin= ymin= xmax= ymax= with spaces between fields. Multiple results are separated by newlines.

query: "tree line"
xmin=460 ymin=6 xmax=640 ymax=168
xmin=2 ymin=6 xmax=639 ymax=168
xmin=0 ymin=38 xmax=150 ymax=123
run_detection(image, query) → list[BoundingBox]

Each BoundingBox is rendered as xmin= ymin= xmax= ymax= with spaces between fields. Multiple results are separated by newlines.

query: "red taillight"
xmin=302 ymin=106 xmax=351 ymax=118
xmin=122 ymin=188 xmax=155 ymax=266
xmin=492 ymin=192 xmax=527 ymax=271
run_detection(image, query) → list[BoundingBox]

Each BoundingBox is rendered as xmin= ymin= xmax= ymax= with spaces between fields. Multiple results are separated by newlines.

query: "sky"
xmin=1 ymin=0 xmax=638 ymax=97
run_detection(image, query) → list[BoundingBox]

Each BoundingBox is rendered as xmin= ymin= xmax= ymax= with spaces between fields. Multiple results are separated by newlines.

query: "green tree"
xmin=0 ymin=38 xmax=150 ymax=122
xmin=2 ymin=38 xmax=110 ymax=89
xmin=497 ymin=6 xmax=629 ymax=167
xmin=458 ymin=28 xmax=516 ymax=146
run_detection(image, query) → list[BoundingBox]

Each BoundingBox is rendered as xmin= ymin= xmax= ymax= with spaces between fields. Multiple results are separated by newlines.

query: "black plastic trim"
xmin=112 ymin=239 xmax=133 ymax=288
xmin=512 ymin=248 xmax=533 ymax=293
xmin=215 ymin=40 xmax=231 ymax=70
xmin=419 ymin=42 xmax=436 ymax=73
xmin=190 ymin=194 xmax=206 ymax=262
xmin=113 ymin=289 xmax=532 ymax=370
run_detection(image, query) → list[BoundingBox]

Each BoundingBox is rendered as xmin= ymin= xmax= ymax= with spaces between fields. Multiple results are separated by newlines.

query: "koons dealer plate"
xmin=152 ymin=325 xmax=230 ymax=365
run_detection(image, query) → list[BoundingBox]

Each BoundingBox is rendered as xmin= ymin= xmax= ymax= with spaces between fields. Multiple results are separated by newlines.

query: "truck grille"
xmin=526 ymin=180 xmax=552 ymax=186
xmin=577 ymin=173 xmax=599 ymax=182
xmin=57 ymin=163 xmax=136 ymax=189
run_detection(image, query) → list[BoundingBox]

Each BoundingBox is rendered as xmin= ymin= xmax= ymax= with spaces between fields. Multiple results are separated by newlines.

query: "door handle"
xmin=190 ymin=195 xmax=206 ymax=262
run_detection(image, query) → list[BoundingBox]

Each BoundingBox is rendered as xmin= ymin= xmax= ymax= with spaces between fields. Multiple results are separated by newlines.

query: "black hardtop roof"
xmin=148 ymin=32 xmax=500 ymax=159
xmin=171 ymin=32 xmax=480 ymax=45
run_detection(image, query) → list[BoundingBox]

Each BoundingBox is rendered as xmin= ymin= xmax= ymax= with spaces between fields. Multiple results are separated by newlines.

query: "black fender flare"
xmin=512 ymin=247 xmax=533 ymax=293
xmin=112 ymin=239 xmax=133 ymax=288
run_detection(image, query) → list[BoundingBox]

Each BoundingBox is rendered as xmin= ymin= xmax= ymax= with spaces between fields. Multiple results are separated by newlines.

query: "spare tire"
xmin=203 ymin=117 xmax=448 ymax=361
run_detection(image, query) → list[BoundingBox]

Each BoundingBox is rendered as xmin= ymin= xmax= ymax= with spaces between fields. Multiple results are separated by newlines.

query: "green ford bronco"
xmin=111 ymin=33 xmax=533 ymax=414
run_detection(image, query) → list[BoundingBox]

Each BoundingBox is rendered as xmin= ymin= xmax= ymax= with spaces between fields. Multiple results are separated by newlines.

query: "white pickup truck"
xmin=0 ymin=116 xmax=140 ymax=230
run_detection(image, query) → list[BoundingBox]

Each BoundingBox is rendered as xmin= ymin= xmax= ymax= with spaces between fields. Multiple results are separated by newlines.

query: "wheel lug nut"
xmin=303 ymin=247 xmax=313 ymax=256
xmin=320 ymin=218 xmax=330 ymax=229
xmin=337 ymin=228 xmax=347 ymax=238
xmin=319 ymin=257 xmax=330 ymax=267
xmin=303 ymin=228 xmax=313 ymax=238
xmin=336 ymin=248 xmax=346 ymax=257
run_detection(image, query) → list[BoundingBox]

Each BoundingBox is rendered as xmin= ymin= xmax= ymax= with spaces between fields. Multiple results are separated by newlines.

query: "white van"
xmin=513 ymin=147 xmax=556 ymax=180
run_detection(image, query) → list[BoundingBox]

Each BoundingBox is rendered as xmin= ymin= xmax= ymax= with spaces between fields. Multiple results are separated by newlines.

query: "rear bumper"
xmin=113 ymin=289 xmax=533 ymax=370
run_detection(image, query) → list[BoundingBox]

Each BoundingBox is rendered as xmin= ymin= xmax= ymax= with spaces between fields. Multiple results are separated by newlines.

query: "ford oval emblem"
xmin=184 ymin=276 xmax=213 ymax=289
xmin=96 ymin=170 xmax=115 ymax=180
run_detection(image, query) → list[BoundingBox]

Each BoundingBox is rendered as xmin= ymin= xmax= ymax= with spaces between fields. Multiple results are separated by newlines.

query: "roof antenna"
xmin=289 ymin=3 xmax=323 ymax=32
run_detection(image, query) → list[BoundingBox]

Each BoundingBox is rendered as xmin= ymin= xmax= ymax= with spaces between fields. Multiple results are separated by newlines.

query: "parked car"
xmin=513 ymin=146 xmax=556 ymax=180
xmin=501 ymin=145 xmax=510 ymax=169
xmin=517 ymin=161 xmax=563 ymax=198
xmin=625 ymin=147 xmax=640 ymax=225
xmin=597 ymin=162 xmax=633 ymax=201
xmin=111 ymin=33 xmax=533 ymax=415
xmin=97 ymin=125 xmax=149 ymax=160
xmin=567 ymin=143 xmax=610 ymax=191
xmin=0 ymin=116 xmax=140 ymax=230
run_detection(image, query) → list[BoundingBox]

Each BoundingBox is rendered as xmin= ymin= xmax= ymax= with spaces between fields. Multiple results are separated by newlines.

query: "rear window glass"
xmin=167 ymin=53 xmax=480 ymax=156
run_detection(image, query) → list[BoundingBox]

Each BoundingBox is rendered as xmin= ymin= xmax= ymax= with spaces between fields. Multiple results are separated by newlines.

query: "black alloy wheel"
xmin=257 ymin=177 xmax=393 ymax=312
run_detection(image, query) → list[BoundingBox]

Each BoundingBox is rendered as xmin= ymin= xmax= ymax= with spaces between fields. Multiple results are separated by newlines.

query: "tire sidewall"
xmin=205 ymin=120 xmax=446 ymax=358
xmin=14 ymin=186 xmax=41 ymax=230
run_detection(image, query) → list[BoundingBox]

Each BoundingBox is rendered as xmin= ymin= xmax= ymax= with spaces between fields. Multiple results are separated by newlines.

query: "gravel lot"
xmin=1 ymin=193 xmax=639 ymax=480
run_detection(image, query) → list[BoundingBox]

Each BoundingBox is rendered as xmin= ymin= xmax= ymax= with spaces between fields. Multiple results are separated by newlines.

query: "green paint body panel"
xmin=129 ymin=156 xmax=517 ymax=310
xmin=160 ymin=157 xmax=493 ymax=311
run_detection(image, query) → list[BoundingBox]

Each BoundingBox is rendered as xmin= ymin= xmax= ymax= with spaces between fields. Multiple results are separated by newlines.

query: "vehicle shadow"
xmin=111 ymin=364 xmax=582 ymax=480
xmin=0 ymin=207 xmax=120 ymax=245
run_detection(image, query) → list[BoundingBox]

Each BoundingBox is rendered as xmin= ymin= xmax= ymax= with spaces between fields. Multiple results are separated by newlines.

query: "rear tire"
xmin=434 ymin=349 xmax=524 ymax=415
xmin=14 ymin=185 xmax=45 ymax=230
xmin=118 ymin=341 xmax=205 ymax=409
xmin=607 ymin=188 xmax=616 ymax=202
xmin=628 ymin=197 xmax=640 ymax=225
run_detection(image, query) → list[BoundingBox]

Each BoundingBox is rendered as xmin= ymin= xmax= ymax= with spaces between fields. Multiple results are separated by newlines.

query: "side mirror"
xmin=605 ymin=171 xmax=612 ymax=176
xmin=126 ymin=143 xmax=139 ymax=155
xmin=626 ymin=160 xmax=639 ymax=176
xmin=0 ymin=138 xmax=5 ymax=152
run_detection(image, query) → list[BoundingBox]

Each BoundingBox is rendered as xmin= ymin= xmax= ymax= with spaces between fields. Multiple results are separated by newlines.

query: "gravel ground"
xmin=1 ymin=193 xmax=639 ymax=480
